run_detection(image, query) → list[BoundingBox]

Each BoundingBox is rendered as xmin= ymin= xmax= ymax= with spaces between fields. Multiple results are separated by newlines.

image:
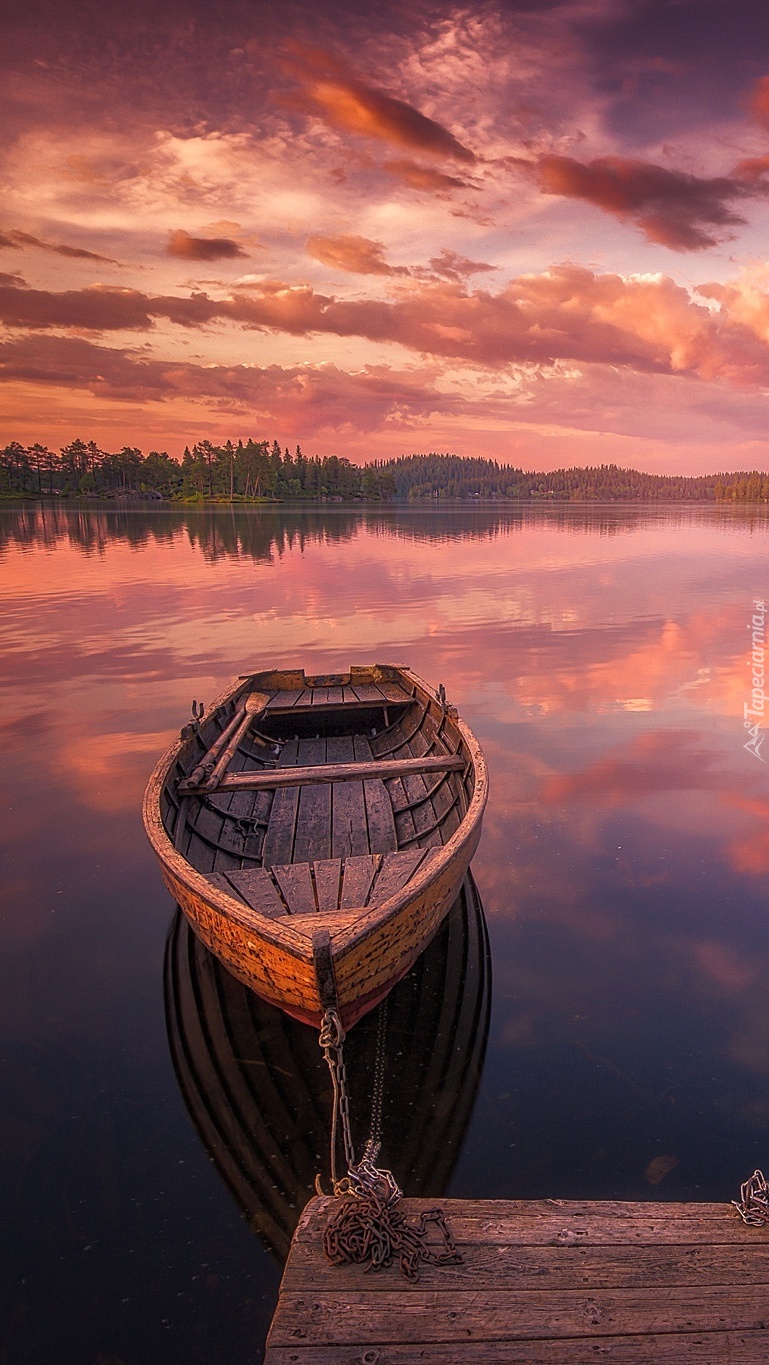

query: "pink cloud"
xmin=529 ymin=154 xmax=752 ymax=250
xmin=423 ymin=250 xmax=497 ymax=282
xmin=381 ymin=159 xmax=472 ymax=191
xmin=543 ymin=731 xmax=723 ymax=808
xmin=2 ymin=265 xmax=769 ymax=392
xmin=0 ymin=228 xmax=119 ymax=265
xmin=0 ymin=281 xmax=229 ymax=331
xmin=0 ymin=333 xmax=452 ymax=435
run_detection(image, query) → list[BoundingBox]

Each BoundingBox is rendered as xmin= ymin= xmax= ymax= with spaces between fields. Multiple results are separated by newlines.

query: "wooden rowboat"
xmin=164 ymin=874 xmax=491 ymax=1260
xmin=143 ymin=664 xmax=487 ymax=1029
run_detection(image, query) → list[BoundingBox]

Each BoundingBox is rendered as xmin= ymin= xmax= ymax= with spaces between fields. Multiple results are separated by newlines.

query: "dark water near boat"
xmin=2 ymin=500 xmax=769 ymax=1362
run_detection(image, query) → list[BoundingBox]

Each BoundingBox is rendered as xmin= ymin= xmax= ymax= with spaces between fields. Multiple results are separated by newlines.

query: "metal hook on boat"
xmin=180 ymin=699 xmax=206 ymax=739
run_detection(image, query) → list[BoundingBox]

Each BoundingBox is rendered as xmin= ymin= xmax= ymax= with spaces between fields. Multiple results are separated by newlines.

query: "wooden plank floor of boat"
xmin=264 ymin=1195 xmax=769 ymax=1362
xmin=260 ymin=728 xmax=399 ymax=869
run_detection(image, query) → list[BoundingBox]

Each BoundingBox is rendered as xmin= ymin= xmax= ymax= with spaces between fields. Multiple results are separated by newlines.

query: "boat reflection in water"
xmin=164 ymin=874 xmax=491 ymax=1261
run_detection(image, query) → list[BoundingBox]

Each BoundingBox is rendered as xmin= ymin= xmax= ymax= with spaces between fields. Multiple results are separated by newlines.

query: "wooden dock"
xmin=264 ymin=1195 xmax=769 ymax=1362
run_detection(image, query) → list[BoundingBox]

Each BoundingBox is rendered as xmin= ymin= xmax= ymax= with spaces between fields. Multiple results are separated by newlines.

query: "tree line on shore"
xmin=0 ymin=438 xmax=396 ymax=501
xmin=1 ymin=438 xmax=768 ymax=502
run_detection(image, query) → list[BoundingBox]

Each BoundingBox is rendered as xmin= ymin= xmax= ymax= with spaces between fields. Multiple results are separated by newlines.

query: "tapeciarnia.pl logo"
xmin=744 ymin=599 xmax=766 ymax=761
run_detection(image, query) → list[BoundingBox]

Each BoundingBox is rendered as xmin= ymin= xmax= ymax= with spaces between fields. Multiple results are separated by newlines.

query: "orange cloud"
xmin=301 ymin=76 xmax=475 ymax=161
xmin=748 ymin=75 xmax=769 ymax=125
xmin=732 ymin=155 xmax=769 ymax=184
xmin=166 ymin=230 xmax=248 ymax=261
xmin=285 ymin=45 xmax=475 ymax=165
xmin=698 ymin=270 xmax=769 ymax=347
xmin=529 ymin=154 xmax=752 ymax=251
xmin=306 ymin=234 xmax=408 ymax=275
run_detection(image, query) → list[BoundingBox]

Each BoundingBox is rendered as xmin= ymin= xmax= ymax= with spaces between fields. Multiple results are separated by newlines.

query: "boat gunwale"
xmin=142 ymin=665 xmax=488 ymax=964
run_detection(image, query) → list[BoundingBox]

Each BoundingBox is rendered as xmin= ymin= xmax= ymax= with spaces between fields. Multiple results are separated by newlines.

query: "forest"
xmin=1 ymin=438 xmax=768 ymax=503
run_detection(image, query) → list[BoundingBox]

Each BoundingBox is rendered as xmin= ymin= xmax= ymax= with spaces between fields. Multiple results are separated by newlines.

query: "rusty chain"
xmin=317 ymin=1001 xmax=462 ymax=1280
xmin=733 ymin=1168 xmax=769 ymax=1226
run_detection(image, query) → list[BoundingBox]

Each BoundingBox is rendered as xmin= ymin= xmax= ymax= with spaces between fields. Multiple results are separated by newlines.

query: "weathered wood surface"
xmin=264 ymin=1196 xmax=769 ymax=1363
xmin=262 ymin=681 xmax=410 ymax=716
xmin=205 ymin=850 xmax=439 ymax=916
xmin=204 ymin=754 xmax=466 ymax=793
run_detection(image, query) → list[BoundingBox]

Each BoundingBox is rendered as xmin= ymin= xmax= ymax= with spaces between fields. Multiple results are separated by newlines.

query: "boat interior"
xmin=161 ymin=669 xmax=477 ymax=919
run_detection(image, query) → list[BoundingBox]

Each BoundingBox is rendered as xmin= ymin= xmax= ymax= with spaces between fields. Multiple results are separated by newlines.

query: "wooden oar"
xmin=184 ymin=706 xmax=247 ymax=789
xmin=202 ymin=691 xmax=272 ymax=790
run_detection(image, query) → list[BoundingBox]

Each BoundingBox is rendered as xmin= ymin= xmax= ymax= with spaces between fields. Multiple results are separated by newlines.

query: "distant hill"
xmin=380 ymin=453 xmax=769 ymax=503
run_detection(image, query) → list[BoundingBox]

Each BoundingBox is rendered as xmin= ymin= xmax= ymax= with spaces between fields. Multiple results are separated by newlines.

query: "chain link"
xmin=362 ymin=1000 xmax=387 ymax=1165
xmin=317 ymin=1002 xmax=462 ymax=1280
xmin=733 ymin=1168 xmax=769 ymax=1225
xmin=318 ymin=1005 xmax=400 ymax=1198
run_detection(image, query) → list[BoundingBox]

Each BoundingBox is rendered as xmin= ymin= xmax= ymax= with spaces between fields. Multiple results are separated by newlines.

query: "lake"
xmin=2 ymin=500 xmax=769 ymax=1363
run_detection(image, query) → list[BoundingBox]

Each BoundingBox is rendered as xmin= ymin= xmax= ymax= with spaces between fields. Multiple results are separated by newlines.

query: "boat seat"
xmin=262 ymin=682 xmax=410 ymax=718
xmin=205 ymin=847 xmax=441 ymax=918
xmin=195 ymin=753 xmax=465 ymax=794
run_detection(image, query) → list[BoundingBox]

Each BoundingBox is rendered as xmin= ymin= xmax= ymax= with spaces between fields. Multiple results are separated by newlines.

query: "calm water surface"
xmin=2 ymin=501 xmax=769 ymax=1362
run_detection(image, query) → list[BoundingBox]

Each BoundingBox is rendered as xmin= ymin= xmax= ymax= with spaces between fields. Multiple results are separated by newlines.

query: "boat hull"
xmin=144 ymin=664 xmax=487 ymax=1029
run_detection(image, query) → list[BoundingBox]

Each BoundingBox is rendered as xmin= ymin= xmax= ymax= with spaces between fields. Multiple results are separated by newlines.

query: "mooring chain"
xmin=362 ymin=996 xmax=388 ymax=1167
xmin=323 ymin=1192 xmax=462 ymax=1282
xmin=318 ymin=1008 xmax=356 ymax=1187
xmin=733 ymin=1169 xmax=769 ymax=1226
xmin=317 ymin=1005 xmax=462 ymax=1281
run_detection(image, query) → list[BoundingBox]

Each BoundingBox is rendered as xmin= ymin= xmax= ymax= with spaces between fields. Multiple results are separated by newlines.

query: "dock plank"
xmin=284 ymin=1238 xmax=769 ymax=1290
xmin=268 ymin=1283 xmax=769 ymax=1343
xmin=265 ymin=1197 xmax=769 ymax=1363
xmin=264 ymin=1334 xmax=769 ymax=1364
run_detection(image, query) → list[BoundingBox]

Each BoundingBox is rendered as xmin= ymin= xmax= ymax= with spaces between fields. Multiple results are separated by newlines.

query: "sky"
xmin=4 ymin=0 xmax=769 ymax=473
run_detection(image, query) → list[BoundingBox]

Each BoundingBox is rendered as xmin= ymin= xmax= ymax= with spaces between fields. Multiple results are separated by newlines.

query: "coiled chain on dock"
xmin=323 ymin=1192 xmax=461 ymax=1282
xmin=733 ymin=1168 xmax=769 ymax=1225
xmin=317 ymin=1004 xmax=463 ymax=1281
